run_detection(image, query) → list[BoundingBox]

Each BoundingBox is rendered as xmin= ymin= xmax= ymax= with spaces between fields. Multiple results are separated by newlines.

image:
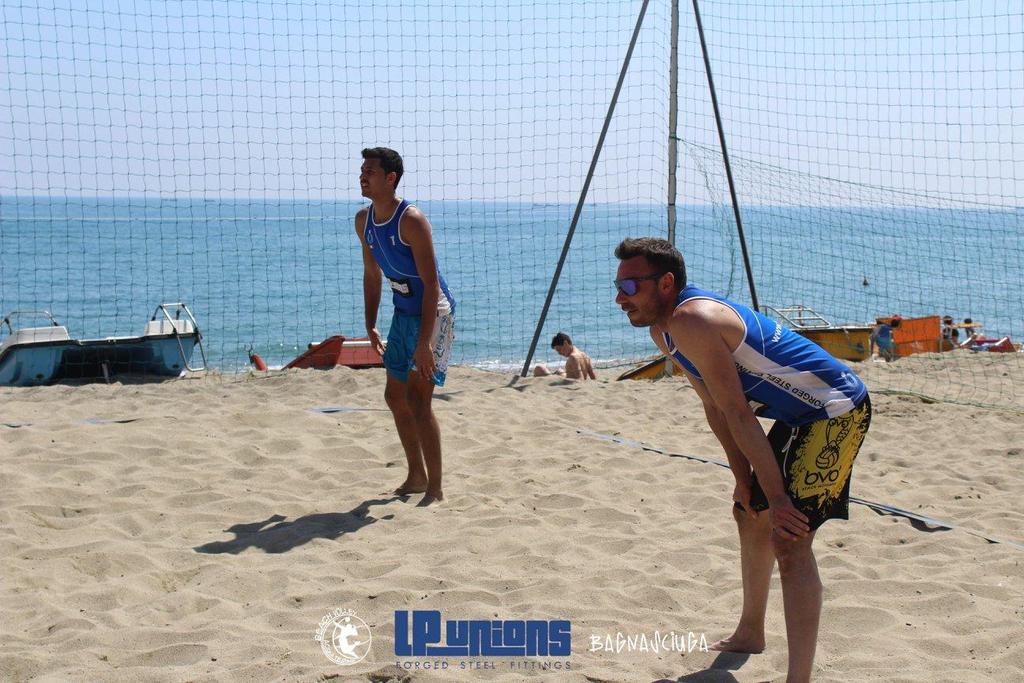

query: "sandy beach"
xmin=1 ymin=356 xmax=1022 ymax=682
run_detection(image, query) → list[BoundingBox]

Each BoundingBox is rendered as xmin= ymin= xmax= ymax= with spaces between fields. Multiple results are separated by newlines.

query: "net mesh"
xmin=1 ymin=0 xmax=1021 ymax=407
xmin=677 ymin=0 xmax=1023 ymax=408
xmin=1 ymin=0 xmax=670 ymax=377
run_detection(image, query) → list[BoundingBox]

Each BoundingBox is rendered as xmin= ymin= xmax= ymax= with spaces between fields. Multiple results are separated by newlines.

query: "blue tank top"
xmin=364 ymin=200 xmax=456 ymax=316
xmin=664 ymin=285 xmax=867 ymax=426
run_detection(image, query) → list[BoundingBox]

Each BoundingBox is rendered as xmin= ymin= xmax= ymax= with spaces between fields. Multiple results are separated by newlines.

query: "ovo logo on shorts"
xmin=315 ymin=608 xmax=372 ymax=666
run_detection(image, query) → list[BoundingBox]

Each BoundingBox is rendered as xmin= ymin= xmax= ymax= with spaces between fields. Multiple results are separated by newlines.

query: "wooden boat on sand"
xmin=618 ymin=304 xmax=872 ymax=382
xmin=286 ymin=335 xmax=384 ymax=370
xmin=248 ymin=335 xmax=384 ymax=371
xmin=763 ymin=305 xmax=872 ymax=362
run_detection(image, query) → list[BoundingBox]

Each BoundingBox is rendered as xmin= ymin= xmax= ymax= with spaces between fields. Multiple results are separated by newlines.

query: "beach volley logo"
xmin=315 ymin=608 xmax=372 ymax=666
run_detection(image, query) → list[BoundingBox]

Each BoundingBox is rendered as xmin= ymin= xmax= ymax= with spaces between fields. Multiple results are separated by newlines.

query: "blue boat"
xmin=0 ymin=303 xmax=207 ymax=387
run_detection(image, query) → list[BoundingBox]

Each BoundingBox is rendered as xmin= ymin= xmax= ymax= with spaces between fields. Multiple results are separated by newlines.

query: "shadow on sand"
xmin=653 ymin=652 xmax=759 ymax=683
xmin=193 ymin=496 xmax=401 ymax=554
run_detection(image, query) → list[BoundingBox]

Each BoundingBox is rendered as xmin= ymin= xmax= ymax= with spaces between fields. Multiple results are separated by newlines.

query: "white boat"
xmin=0 ymin=303 xmax=206 ymax=386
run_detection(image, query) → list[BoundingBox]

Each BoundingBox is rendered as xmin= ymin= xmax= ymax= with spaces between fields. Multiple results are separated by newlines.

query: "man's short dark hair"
xmin=361 ymin=147 xmax=404 ymax=188
xmin=551 ymin=332 xmax=572 ymax=348
xmin=614 ymin=237 xmax=686 ymax=291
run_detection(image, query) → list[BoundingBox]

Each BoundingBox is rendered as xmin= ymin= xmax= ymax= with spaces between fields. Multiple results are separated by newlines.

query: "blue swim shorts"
xmin=383 ymin=311 xmax=455 ymax=386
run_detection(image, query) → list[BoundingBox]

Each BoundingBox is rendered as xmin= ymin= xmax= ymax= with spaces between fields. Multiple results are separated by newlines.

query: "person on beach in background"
xmin=614 ymin=237 xmax=870 ymax=683
xmin=869 ymin=317 xmax=896 ymax=362
xmin=356 ymin=147 xmax=456 ymax=505
xmin=959 ymin=317 xmax=979 ymax=347
xmin=941 ymin=315 xmax=959 ymax=350
xmin=533 ymin=331 xmax=597 ymax=380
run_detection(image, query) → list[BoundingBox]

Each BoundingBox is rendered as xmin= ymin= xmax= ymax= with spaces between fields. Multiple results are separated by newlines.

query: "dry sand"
xmin=1 ymin=357 xmax=1022 ymax=682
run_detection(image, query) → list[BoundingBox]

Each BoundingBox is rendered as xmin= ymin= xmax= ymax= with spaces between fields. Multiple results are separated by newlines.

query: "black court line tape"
xmin=310 ymin=406 xmax=388 ymax=414
xmin=5 ymin=419 xmax=141 ymax=427
xmin=578 ymin=428 xmax=1024 ymax=551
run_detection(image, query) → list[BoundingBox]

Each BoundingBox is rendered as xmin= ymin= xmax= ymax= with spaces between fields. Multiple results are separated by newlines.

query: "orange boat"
xmin=961 ymin=334 xmax=1021 ymax=353
xmin=248 ymin=335 xmax=384 ymax=371
xmin=763 ymin=305 xmax=871 ymax=361
xmin=617 ymin=355 xmax=677 ymax=380
xmin=285 ymin=335 xmax=383 ymax=370
xmin=864 ymin=315 xmax=1019 ymax=356
xmin=886 ymin=315 xmax=941 ymax=357
xmin=618 ymin=304 xmax=872 ymax=381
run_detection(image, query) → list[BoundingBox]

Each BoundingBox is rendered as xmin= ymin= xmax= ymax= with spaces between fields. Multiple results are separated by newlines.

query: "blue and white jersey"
xmin=364 ymin=199 xmax=456 ymax=316
xmin=664 ymin=285 xmax=867 ymax=426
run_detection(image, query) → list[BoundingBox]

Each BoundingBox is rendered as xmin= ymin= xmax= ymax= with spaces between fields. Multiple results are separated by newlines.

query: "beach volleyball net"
xmin=675 ymin=1 xmax=1023 ymax=408
xmin=0 ymin=0 xmax=671 ymax=378
xmin=1 ymin=1 xmax=1021 ymax=407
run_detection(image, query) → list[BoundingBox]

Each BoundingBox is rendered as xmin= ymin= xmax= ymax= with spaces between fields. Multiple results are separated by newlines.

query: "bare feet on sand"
xmin=394 ymin=479 xmax=428 ymax=496
xmin=417 ymin=489 xmax=444 ymax=506
xmin=710 ymin=631 xmax=765 ymax=654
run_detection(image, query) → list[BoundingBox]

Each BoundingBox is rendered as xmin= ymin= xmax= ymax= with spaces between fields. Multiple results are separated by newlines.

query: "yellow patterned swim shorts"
xmin=750 ymin=396 xmax=872 ymax=530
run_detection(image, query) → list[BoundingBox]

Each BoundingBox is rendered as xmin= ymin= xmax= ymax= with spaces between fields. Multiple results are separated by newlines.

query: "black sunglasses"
xmin=614 ymin=273 xmax=665 ymax=296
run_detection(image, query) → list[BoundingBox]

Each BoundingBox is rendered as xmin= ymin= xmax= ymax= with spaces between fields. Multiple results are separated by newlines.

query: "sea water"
xmin=1 ymin=197 xmax=1020 ymax=371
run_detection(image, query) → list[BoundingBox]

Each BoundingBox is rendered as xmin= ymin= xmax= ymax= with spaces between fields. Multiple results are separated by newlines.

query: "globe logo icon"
xmin=315 ymin=609 xmax=372 ymax=666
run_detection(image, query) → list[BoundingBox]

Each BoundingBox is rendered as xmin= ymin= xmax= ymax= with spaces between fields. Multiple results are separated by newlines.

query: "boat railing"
xmin=762 ymin=304 xmax=834 ymax=330
xmin=1 ymin=309 xmax=62 ymax=334
xmin=149 ymin=303 xmax=208 ymax=373
xmin=0 ymin=310 xmax=71 ymax=354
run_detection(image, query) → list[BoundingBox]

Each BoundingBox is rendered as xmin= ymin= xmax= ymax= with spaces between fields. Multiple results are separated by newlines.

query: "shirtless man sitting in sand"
xmin=533 ymin=332 xmax=597 ymax=380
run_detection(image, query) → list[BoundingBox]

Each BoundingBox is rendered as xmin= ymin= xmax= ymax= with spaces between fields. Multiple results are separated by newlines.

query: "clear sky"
xmin=1 ymin=0 xmax=1020 ymax=206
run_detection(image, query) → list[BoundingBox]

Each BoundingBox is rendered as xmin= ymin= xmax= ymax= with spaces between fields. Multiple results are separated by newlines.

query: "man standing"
xmin=356 ymin=147 xmax=456 ymax=504
xmin=614 ymin=237 xmax=870 ymax=683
